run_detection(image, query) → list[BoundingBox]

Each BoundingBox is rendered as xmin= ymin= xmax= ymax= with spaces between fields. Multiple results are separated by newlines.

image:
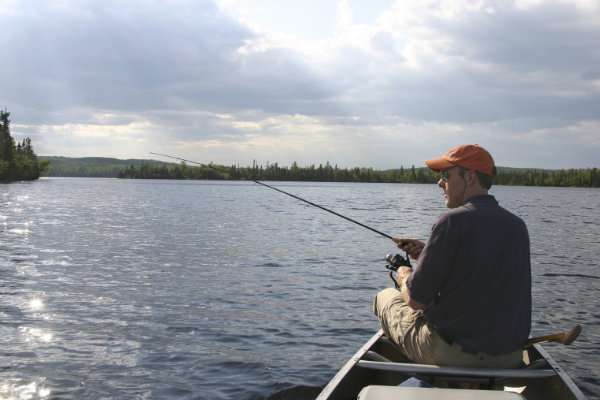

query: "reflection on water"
xmin=26 ymin=297 xmax=46 ymax=313
xmin=0 ymin=178 xmax=598 ymax=399
xmin=8 ymin=228 xmax=30 ymax=235
xmin=0 ymin=380 xmax=51 ymax=400
xmin=19 ymin=327 xmax=53 ymax=343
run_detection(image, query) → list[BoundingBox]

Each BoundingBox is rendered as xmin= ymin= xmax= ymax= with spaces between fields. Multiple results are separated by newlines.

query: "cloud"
xmin=1 ymin=0 xmax=599 ymax=168
xmin=318 ymin=0 xmax=600 ymax=126
xmin=1 ymin=0 xmax=331 ymax=117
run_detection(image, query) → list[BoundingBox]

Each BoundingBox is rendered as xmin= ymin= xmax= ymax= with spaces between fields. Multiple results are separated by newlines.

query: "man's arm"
xmin=395 ymin=266 xmax=427 ymax=310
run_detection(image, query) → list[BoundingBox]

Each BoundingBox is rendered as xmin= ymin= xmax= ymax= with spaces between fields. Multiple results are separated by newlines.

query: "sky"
xmin=1 ymin=0 xmax=599 ymax=169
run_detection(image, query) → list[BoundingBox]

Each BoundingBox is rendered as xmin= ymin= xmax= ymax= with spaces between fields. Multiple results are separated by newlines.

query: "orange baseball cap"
xmin=425 ymin=144 xmax=496 ymax=176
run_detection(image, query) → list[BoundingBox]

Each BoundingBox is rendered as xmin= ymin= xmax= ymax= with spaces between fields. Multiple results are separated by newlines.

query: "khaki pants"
xmin=373 ymin=288 xmax=522 ymax=368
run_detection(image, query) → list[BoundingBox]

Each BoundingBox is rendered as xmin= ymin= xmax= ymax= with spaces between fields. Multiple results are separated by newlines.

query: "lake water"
xmin=1 ymin=178 xmax=598 ymax=399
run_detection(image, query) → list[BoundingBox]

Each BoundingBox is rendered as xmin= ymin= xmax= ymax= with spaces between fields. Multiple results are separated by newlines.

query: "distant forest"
xmin=116 ymin=161 xmax=600 ymax=188
xmin=0 ymin=110 xmax=44 ymax=182
xmin=40 ymin=156 xmax=169 ymax=178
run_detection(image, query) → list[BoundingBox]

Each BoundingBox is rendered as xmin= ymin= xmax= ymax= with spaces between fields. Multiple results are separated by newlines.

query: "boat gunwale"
xmin=532 ymin=343 xmax=587 ymax=400
xmin=316 ymin=330 xmax=385 ymax=400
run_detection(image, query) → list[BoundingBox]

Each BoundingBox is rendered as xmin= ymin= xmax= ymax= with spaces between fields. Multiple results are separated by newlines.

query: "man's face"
xmin=437 ymin=167 xmax=467 ymax=208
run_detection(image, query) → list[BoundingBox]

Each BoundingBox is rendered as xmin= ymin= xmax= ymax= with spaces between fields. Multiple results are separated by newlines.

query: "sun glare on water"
xmin=28 ymin=298 xmax=45 ymax=312
xmin=0 ymin=380 xmax=51 ymax=399
xmin=20 ymin=327 xmax=54 ymax=343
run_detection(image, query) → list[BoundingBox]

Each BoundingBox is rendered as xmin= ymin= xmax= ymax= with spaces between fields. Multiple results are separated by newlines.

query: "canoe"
xmin=317 ymin=330 xmax=587 ymax=400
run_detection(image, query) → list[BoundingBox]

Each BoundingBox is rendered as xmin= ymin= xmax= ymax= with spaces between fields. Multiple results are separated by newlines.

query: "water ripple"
xmin=0 ymin=179 xmax=597 ymax=399
xmin=542 ymin=273 xmax=600 ymax=280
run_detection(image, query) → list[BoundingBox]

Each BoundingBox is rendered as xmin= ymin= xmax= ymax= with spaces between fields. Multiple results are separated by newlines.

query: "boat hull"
xmin=317 ymin=330 xmax=587 ymax=400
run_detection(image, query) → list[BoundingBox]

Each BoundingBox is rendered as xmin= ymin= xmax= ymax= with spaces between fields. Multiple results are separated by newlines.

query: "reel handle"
xmin=384 ymin=253 xmax=412 ymax=289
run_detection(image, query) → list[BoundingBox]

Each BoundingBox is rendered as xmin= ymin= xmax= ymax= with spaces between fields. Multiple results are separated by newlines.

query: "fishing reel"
xmin=385 ymin=252 xmax=412 ymax=288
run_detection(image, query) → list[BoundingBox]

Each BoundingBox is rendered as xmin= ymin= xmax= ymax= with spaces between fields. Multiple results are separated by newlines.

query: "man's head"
xmin=425 ymin=144 xmax=496 ymax=208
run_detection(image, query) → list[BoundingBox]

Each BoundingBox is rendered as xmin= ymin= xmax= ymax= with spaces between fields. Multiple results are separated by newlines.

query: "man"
xmin=373 ymin=144 xmax=531 ymax=368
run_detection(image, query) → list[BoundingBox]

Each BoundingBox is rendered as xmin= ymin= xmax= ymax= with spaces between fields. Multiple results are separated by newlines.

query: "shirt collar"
xmin=465 ymin=194 xmax=497 ymax=205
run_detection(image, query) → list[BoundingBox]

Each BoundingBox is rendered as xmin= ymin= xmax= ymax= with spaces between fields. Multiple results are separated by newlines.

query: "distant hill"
xmin=39 ymin=156 xmax=168 ymax=177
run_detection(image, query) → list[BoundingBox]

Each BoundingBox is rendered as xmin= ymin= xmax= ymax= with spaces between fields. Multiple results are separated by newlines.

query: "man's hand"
xmin=392 ymin=238 xmax=425 ymax=260
xmin=395 ymin=266 xmax=412 ymax=284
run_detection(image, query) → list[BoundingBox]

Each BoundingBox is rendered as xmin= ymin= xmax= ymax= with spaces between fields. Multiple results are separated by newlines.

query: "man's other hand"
xmin=396 ymin=266 xmax=412 ymax=281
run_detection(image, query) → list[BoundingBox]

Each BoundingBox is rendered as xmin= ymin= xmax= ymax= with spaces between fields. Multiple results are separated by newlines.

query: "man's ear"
xmin=467 ymin=169 xmax=478 ymax=187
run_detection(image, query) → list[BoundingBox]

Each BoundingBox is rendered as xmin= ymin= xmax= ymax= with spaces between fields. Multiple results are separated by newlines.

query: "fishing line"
xmin=149 ymin=152 xmax=395 ymax=240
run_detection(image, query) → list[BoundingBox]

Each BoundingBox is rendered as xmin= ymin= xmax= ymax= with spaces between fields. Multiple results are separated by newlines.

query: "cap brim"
xmin=425 ymin=157 xmax=454 ymax=172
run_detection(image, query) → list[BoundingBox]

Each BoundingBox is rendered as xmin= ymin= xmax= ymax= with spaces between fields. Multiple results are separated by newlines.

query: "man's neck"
xmin=462 ymin=188 xmax=488 ymax=204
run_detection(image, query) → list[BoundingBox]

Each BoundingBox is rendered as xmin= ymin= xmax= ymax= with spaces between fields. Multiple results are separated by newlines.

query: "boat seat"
xmin=358 ymin=386 xmax=526 ymax=399
xmin=357 ymin=360 xmax=556 ymax=379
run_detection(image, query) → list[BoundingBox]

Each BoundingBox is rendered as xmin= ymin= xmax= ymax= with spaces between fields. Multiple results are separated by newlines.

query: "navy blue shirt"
xmin=407 ymin=195 xmax=531 ymax=354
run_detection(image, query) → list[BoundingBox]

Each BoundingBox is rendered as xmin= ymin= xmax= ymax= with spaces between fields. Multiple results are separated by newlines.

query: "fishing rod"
xmin=149 ymin=152 xmax=395 ymax=240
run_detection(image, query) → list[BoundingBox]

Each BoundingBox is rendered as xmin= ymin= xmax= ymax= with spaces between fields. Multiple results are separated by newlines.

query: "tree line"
xmin=118 ymin=161 xmax=600 ymax=188
xmin=494 ymin=168 xmax=600 ymax=187
xmin=0 ymin=110 xmax=45 ymax=182
xmin=39 ymin=156 xmax=163 ymax=177
xmin=117 ymin=161 xmax=438 ymax=183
